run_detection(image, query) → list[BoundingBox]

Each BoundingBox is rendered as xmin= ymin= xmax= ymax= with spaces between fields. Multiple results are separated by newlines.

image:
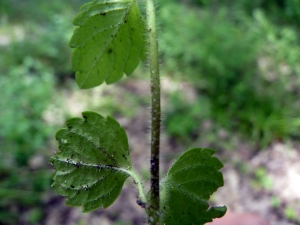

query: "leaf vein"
xmin=67 ymin=130 xmax=117 ymax=165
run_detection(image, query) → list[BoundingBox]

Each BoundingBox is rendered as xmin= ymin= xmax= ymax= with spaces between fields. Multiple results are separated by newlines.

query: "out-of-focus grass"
xmin=0 ymin=1 xmax=84 ymax=224
xmin=160 ymin=1 xmax=300 ymax=147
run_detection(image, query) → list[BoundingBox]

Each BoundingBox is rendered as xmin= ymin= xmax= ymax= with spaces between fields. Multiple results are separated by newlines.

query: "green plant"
xmin=0 ymin=58 xmax=54 ymax=166
xmin=251 ymin=167 xmax=273 ymax=190
xmin=50 ymin=0 xmax=226 ymax=224
xmin=284 ymin=206 xmax=296 ymax=220
xmin=160 ymin=3 xmax=300 ymax=147
xmin=270 ymin=196 xmax=281 ymax=208
xmin=0 ymin=58 xmax=54 ymax=225
xmin=165 ymin=93 xmax=210 ymax=142
xmin=0 ymin=4 xmax=76 ymax=222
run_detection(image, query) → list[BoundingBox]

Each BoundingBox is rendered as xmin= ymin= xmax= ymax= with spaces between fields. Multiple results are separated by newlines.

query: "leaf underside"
xmin=161 ymin=148 xmax=227 ymax=225
xmin=70 ymin=0 xmax=147 ymax=89
xmin=50 ymin=111 xmax=133 ymax=212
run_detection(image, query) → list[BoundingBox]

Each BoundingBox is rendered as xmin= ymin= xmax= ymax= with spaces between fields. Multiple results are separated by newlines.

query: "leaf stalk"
xmin=124 ymin=169 xmax=148 ymax=205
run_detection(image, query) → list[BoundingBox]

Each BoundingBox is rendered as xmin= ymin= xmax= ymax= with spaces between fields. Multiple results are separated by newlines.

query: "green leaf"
xmin=160 ymin=148 xmax=227 ymax=225
xmin=70 ymin=0 xmax=147 ymax=89
xmin=50 ymin=111 xmax=133 ymax=212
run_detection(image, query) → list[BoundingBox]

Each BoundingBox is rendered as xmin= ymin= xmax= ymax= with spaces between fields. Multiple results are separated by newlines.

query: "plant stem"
xmin=146 ymin=0 xmax=161 ymax=224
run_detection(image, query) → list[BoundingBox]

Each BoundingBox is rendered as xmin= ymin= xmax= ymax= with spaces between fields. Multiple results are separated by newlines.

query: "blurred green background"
xmin=0 ymin=0 xmax=300 ymax=224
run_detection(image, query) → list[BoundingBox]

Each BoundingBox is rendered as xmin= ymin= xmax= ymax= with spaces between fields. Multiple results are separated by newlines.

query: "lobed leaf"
xmin=160 ymin=148 xmax=227 ymax=225
xmin=50 ymin=111 xmax=133 ymax=212
xmin=70 ymin=0 xmax=147 ymax=89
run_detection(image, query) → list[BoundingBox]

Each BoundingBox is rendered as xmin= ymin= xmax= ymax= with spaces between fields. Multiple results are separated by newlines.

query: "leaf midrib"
xmin=54 ymin=157 xmax=132 ymax=176
xmin=166 ymin=182 xmax=207 ymax=203
xmin=167 ymin=164 xmax=210 ymax=180
xmin=67 ymin=130 xmax=118 ymax=165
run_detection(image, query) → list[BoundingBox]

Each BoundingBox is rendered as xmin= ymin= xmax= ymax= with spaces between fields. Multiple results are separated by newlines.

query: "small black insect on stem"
xmin=136 ymin=199 xmax=147 ymax=208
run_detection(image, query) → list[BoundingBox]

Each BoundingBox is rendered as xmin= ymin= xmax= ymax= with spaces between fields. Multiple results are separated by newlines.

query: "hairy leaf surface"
xmin=160 ymin=148 xmax=227 ymax=225
xmin=70 ymin=0 xmax=147 ymax=89
xmin=50 ymin=111 xmax=133 ymax=212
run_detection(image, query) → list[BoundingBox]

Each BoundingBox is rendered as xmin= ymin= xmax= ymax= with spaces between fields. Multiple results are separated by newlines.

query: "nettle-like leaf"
xmin=50 ymin=111 xmax=133 ymax=212
xmin=160 ymin=148 xmax=227 ymax=225
xmin=70 ymin=0 xmax=147 ymax=89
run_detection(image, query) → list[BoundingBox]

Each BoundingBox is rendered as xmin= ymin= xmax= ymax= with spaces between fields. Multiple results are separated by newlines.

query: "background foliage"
xmin=160 ymin=0 xmax=300 ymax=147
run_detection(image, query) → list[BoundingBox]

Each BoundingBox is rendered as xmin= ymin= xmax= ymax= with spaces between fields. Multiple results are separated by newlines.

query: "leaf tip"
xmin=208 ymin=205 xmax=227 ymax=219
xmin=55 ymin=128 xmax=68 ymax=141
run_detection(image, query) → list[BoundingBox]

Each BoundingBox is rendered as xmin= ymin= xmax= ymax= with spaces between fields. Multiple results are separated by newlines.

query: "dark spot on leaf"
xmin=71 ymin=185 xmax=75 ymax=188
xmin=108 ymin=48 xmax=113 ymax=54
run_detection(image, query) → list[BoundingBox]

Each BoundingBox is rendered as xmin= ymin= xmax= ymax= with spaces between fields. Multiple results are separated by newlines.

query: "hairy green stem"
xmin=125 ymin=169 xmax=147 ymax=205
xmin=146 ymin=0 xmax=161 ymax=224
